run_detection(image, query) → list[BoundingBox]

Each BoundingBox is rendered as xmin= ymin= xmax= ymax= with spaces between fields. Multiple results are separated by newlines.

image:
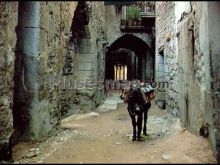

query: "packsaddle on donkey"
xmin=120 ymin=82 xmax=155 ymax=141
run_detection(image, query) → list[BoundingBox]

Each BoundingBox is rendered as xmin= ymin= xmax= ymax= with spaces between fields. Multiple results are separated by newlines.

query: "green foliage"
xmin=126 ymin=5 xmax=140 ymax=20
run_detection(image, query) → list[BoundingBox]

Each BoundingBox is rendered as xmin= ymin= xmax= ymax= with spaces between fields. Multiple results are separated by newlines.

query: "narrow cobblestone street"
xmin=0 ymin=2 xmax=220 ymax=163
xmin=12 ymin=91 xmax=216 ymax=164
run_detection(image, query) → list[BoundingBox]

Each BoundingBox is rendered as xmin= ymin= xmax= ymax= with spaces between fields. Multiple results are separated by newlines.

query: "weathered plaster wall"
xmin=105 ymin=5 xmax=153 ymax=49
xmin=155 ymin=1 xmax=177 ymax=112
xmin=0 ymin=1 xmax=18 ymax=161
xmin=13 ymin=1 xmax=78 ymax=141
xmin=37 ymin=1 xmax=78 ymax=138
xmin=60 ymin=2 xmax=106 ymax=116
xmin=175 ymin=1 xmax=210 ymax=137
xmin=205 ymin=2 xmax=220 ymax=161
xmin=156 ymin=1 xmax=220 ymax=162
xmin=155 ymin=1 xmax=208 ymax=134
xmin=105 ymin=5 xmax=155 ymax=82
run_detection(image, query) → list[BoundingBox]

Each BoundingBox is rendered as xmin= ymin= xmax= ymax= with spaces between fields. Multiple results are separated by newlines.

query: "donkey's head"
xmin=128 ymin=88 xmax=145 ymax=105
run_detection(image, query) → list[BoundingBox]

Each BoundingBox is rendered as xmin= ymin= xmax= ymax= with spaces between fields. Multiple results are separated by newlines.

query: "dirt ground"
xmin=12 ymin=91 xmax=217 ymax=164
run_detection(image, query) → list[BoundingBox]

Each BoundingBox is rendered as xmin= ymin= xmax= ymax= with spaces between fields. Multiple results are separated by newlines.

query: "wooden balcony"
xmin=140 ymin=10 xmax=155 ymax=18
xmin=120 ymin=1 xmax=155 ymax=32
xmin=120 ymin=20 xmax=154 ymax=32
xmin=120 ymin=24 xmax=152 ymax=32
xmin=139 ymin=1 xmax=156 ymax=18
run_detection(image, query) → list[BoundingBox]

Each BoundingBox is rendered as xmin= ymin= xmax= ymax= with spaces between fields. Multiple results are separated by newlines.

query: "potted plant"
xmin=134 ymin=7 xmax=141 ymax=26
xmin=126 ymin=5 xmax=141 ymax=26
xmin=132 ymin=9 xmax=137 ymax=26
xmin=132 ymin=19 xmax=137 ymax=26
xmin=138 ymin=18 xmax=142 ymax=26
xmin=126 ymin=6 xmax=133 ymax=26
xmin=128 ymin=16 xmax=133 ymax=26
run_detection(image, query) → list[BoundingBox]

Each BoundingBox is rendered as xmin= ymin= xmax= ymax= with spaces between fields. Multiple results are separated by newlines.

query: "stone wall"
xmin=156 ymin=1 xmax=220 ymax=162
xmin=104 ymin=4 xmax=155 ymax=82
xmin=87 ymin=1 xmax=109 ymax=108
xmin=0 ymin=1 xmax=18 ymax=161
xmin=204 ymin=2 xmax=220 ymax=161
xmin=176 ymin=1 xmax=220 ymax=161
xmin=175 ymin=1 xmax=212 ymax=137
xmin=155 ymin=1 xmax=207 ymax=135
xmin=60 ymin=2 xmax=106 ymax=117
xmin=37 ymin=1 xmax=78 ymax=137
xmin=105 ymin=5 xmax=153 ymax=49
xmin=155 ymin=1 xmax=177 ymax=113
xmin=13 ymin=1 xmax=78 ymax=141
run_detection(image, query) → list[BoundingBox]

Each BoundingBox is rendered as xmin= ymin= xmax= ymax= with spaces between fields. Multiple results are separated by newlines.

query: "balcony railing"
xmin=120 ymin=1 xmax=155 ymax=31
xmin=138 ymin=1 xmax=155 ymax=18
xmin=121 ymin=1 xmax=155 ymax=19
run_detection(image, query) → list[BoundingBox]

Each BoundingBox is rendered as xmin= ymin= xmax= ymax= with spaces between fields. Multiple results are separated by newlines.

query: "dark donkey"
xmin=120 ymin=83 xmax=154 ymax=141
xmin=120 ymin=86 xmax=151 ymax=141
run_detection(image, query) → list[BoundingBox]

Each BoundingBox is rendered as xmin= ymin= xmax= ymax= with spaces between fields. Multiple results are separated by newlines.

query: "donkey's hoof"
xmin=143 ymin=132 xmax=150 ymax=136
xmin=132 ymin=137 xmax=136 ymax=141
xmin=136 ymin=137 xmax=144 ymax=141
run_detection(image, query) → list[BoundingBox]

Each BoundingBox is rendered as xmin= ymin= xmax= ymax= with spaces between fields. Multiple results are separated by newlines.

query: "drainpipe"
xmin=20 ymin=1 xmax=40 ymax=100
xmin=18 ymin=1 xmax=40 ymax=139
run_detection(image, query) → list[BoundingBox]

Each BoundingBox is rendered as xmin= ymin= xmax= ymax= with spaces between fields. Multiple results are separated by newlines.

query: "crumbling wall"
xmin=13 ymin=1 xmax=78 ymax=141
xmin=104 ymin=4 xmax=154 ymax=82
xmin=60 ymin=2 xmax=106 ymax=117
xmin=36 ymin=1 xmax=78 ymax=138
xmin=155 ymin=1 xmax=177 ymax=112
xmin=87 ymin=1 xmax=106 ymax=108
xmin=176 ymin=2 xmax=220 ymax=162
xmin=155 ymin=1 xmax=208 ymax=134
xmin=175 ymin=1 xmax=211 ymax=136
xmin=105 ymin=5 xmax=153 ymax=49
xmin=0 ymin=1 xmax=18 ymax=161
xmin=202 ymin=2 xmax=220 ymax=162
xmin=156 ymin=1 xmax=220 ymax=162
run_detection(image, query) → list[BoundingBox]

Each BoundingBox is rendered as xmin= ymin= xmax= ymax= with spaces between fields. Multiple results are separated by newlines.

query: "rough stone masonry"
xmin=0 ymin=1 xmax=220 ymax=163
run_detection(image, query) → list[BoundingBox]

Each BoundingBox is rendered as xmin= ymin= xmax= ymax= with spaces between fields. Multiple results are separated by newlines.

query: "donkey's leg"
xmin=137 ymin=113 xmax=143 ymax=141
xmin=143 ymin=102 xmax=151 ymax=135
xmin=128 ymin=106 xmax=137 ymax=141
xmin=143 ymin=110 xmax=148 ymax=135
xmin=131 ymin=115 xmax=137 ymax=141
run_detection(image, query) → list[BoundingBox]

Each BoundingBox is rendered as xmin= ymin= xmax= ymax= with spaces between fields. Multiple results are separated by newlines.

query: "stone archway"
xmin=107 ymin=32 xmax=153 ymax=51
xmin=105 ymin=34 xmax=154 ymax=82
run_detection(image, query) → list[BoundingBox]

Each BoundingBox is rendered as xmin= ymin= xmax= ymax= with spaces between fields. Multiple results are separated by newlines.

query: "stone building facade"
xmin=0 ymin=2 xmax=18 ymax=161
xmin=60 ymin=1 xmax=106 ymax=116
xmin=155 ymin=1 xmax=220 ymax=162
xmin=12 ymin=1 xmax=78 ymax=142
xmin=0 ymin=1 xmax=219 ymax=163
xmin=0 ymin=2 xmax=156 ymax=161
xmin=105 ymin=4 xmax=155 ymax=82
xmin=105 ymin=5 xmax=154 ymax=50
xmin=0 ymin=1 xmax=107 ymax=161
xmin=155 ymin=1 xmax=176 ymax=111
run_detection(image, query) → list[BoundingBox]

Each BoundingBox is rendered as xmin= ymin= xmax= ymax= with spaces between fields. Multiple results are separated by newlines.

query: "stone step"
xmin=96 ymin=93 xmax=123 ymax=112
xmin=61 ymin=112 xmax=100 ymax=123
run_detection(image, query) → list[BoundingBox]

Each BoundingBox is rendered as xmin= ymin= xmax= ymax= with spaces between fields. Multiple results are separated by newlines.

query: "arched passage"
xmin=105 ymin=34 xmax=154 ymax=81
